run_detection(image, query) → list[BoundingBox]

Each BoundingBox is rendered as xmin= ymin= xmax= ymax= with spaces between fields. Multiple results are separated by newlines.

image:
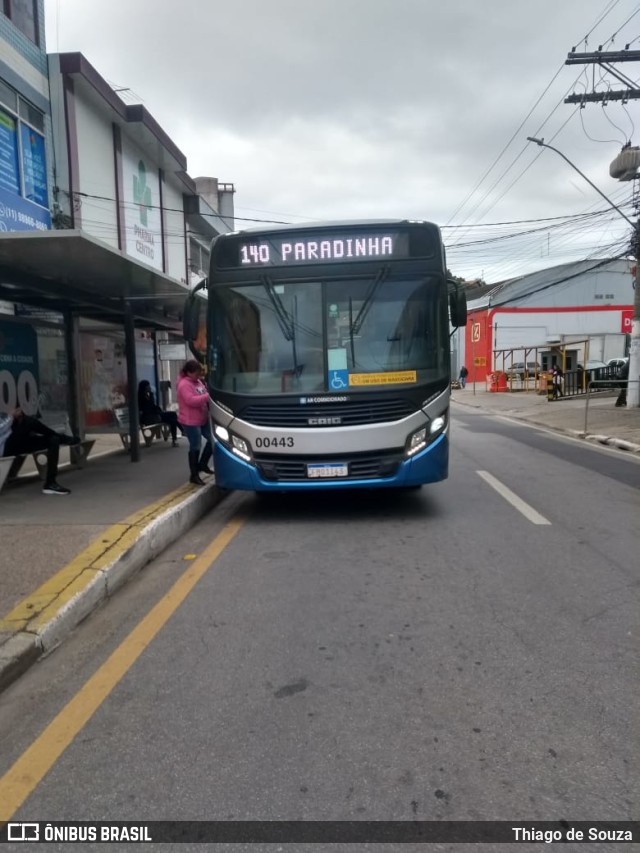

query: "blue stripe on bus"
xmin=212 ymin=434 xmax=448 ymax=492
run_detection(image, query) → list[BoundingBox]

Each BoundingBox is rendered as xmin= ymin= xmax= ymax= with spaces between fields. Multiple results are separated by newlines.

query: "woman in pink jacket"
xmin=177 ymin=359 xmax=213 ymax=485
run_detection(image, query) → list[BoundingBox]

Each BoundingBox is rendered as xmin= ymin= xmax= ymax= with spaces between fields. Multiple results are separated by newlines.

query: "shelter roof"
xmin=0 ymin=230 xmax=189 ymax=329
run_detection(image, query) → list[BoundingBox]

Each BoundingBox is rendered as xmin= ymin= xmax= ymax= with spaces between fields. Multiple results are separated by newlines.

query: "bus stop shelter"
xmin=0 ymin=229 xmax=189 ymax=461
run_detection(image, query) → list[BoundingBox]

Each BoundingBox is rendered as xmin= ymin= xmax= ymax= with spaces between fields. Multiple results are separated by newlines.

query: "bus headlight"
xmin=231 ymin=434 xmax=252 ymax=462
xmin=430 ymin=415 xmax=446 ymax=435
xmin=406 ymin=415 xmax=447 ymax=458
xmin=406 ymin=427 xmax=427 ymax=457
xmin=214 ymin=425 xmax=253 ymax=463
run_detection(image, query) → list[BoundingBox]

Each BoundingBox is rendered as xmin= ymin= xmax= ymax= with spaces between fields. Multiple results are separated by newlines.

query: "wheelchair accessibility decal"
xmin=329 ymin=370 xmax=349 ymax=389
xmin=328 ymin=370 xmax=417 ymax=388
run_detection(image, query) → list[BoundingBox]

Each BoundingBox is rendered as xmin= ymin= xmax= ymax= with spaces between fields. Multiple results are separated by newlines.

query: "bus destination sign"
xmin=238 ymin=231 xmax=409 ymax=267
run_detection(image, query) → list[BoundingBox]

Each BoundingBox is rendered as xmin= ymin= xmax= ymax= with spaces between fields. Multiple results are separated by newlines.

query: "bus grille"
xmin=241 ymin=398 xmax=417 ymax=427
xmin=255 ymin=451 xmax=403 ymax=482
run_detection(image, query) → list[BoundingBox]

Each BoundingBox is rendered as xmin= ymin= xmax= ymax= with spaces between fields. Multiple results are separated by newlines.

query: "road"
xmin=0 ymin=408 xmax=637 ymax=850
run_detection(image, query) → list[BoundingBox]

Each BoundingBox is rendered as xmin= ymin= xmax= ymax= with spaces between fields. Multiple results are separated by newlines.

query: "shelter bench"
xmin=113 ymin=406 xmax=171 ymax=451
xmin=0 ymin=420 xmax=95 ymax=494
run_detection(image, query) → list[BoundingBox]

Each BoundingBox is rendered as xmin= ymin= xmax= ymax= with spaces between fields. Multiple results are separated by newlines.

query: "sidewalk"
xmin=451 ymin=383 xmax=640 ymax=453
xmin=1 ymin=392 xmax=639 ymax=694
xmin=0 ymin=436 xmax=224 ymax=692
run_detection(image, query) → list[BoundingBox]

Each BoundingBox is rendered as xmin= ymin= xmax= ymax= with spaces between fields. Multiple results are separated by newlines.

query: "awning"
xmin=0 ymin=229 xmax=190 ymax=330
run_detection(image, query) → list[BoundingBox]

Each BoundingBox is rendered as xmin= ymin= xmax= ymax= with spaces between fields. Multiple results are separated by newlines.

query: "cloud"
xmin=44 ymin=0 xmax=638 ymax=280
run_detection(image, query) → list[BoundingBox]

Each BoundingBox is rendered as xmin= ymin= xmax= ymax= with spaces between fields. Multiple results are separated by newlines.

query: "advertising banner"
xmin=621 ymin=309 xmax=633 ymax=334
xmin=0 ymin=110 xmax=20 ymax=196
xmin=0 ymin=318 xmax=40 ymax=415
xmin=0 ymin=188 xmax=51 ymax=231
xmin=20 ymin=124 xmax=48 ymax=208
xmin=122 ymin=138 xmax=163 ymax=272
xmin=79 ymin=334 xmax=128 ymax=427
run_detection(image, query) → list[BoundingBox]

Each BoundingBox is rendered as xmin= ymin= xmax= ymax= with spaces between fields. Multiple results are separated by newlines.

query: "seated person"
xmin=0 ymin=408 xmax=79 ymax=495
xmin=137 ymin=381 xmax=182 ymax=447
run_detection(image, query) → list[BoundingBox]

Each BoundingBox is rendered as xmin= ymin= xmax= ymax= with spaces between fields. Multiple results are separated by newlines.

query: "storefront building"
xmin=0 ymin=4 xmax=233 ymax=458
xmin=456 ymin=258 xmax=633 ymax=381
xmin=0 ymin=0 xmax=60 ymax=427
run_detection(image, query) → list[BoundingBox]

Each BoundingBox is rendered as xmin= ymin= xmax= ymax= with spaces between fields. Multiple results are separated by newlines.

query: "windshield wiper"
xmin=262 ymin=275 xmax=295 ymax=341
xmin=261 ymin=274 xmax=302 ymax=380
xmin=348 ymin=266 xmax=390 ymax=367
xmin=350 ymin=266 xmax=390 ymax=336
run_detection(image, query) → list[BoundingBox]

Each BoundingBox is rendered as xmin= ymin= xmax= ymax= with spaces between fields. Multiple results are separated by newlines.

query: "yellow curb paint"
xmin=0 ymin=512 xmax=247 ymax=823
xmin=123 ymin=484 xmax=195 ymax=526
xmin=89 ymin=526 xmax=145 ymax=571
xmin=28 ymin=569 xmax=103 ymax=631
xmin=0 ymin=484 xmax=203 ymax=632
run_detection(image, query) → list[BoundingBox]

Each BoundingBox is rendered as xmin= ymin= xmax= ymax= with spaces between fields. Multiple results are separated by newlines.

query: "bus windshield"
xmin=209 ymin=273 xmax=448 ymax=395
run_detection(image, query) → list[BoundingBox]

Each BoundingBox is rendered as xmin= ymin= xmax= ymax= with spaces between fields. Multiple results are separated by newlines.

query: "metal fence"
xmin=583 ymin=378 xmax=638 ymax=435
xmin=496 ymin=366 xmax=623 ymax=398
xmin=559 ymin=366 xmax=621 ymax=399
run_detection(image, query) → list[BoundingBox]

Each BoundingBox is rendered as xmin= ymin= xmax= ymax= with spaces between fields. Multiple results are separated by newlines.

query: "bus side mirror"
xmin=183 ymin=278 xmax=207 ymax=342
xmin=448 ymin=280 xmax=467 ymax=327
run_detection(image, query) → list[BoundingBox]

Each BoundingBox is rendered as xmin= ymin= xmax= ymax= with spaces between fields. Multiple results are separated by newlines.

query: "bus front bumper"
xmin=212 ymin=433 xmax=449 ymax=492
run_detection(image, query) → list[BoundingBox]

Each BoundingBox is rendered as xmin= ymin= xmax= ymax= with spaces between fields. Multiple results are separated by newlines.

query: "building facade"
xmin=0 ymin=6 xmax=233 ymax=449
xmin=0 ymin=0 xmax=51 ymax=235
xmin=456 ymin=259 xmax=633 ymax=381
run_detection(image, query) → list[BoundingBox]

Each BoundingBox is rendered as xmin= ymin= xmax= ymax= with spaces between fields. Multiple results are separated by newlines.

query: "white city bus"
xmin=184 ymin=220 xmax=467 ymax=492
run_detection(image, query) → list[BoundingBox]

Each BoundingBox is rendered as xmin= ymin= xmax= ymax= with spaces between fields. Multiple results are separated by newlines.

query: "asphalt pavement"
xmin=452 ymin=382 xmax=640 ymax=453
xmin=0 ymin=386 xmax=638 ymax=693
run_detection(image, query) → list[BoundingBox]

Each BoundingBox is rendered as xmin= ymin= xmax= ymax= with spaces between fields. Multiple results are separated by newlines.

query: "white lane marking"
xmin=476 ymin=470 xmax=551 ymax=525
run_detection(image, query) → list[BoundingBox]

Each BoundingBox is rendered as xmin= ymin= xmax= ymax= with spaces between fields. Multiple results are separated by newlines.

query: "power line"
xmin=445 ymin=0 xmax=629 ymax=241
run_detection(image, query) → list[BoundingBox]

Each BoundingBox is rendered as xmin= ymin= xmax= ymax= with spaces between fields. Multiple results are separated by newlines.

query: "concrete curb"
xmin=511 ymin=420 xmax=640 ymax=453
xmin=0 ymin=482 xmax=228 ymax=694
xmin=584 ymin=435 xmax=640 ymax=453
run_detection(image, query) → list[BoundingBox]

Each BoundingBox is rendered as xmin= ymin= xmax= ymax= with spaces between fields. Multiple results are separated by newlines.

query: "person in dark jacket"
xmin=137 ymin=381 xmax=182 ymax=446
xmin=615 ymin=360 xmax=629 ymax=407
xmin=552 ymin=364 xmax=564 ymax=399
xmin=0 ymin=408 xmax=79 ymax=495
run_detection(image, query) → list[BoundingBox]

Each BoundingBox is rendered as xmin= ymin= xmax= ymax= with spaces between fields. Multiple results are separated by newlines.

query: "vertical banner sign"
xmin=0 ymin=110 xmax=20 ymax=196
xmin=79 ymin=334 xmax=128 ymax=426
xmin=122 ymin=139 xmax=163 ymax=272
xmin=0 ymin=319 xmax=40 ymax=415
xmin=465 ymin=315 xmax=486 ymax=382
xmin=20 ymin=124 xmax=48 ymax=208
xmin=621 ymin=309 xmax=633 ymax=334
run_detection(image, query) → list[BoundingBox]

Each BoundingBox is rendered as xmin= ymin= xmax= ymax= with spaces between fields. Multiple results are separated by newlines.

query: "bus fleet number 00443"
xmin=254 ymin=436 xmax=295 ymax=448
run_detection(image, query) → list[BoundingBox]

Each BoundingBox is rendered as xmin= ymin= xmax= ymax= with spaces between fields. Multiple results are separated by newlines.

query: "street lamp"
xmin=527 ymin=136 xmax=639 ymax=407
xmin=527 ymin=137 xmax=634 ymax=226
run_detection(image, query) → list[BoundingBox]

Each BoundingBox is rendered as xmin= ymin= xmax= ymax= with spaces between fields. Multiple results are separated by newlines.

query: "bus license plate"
xmin=307 ymin=463 xmax=348 ymax=478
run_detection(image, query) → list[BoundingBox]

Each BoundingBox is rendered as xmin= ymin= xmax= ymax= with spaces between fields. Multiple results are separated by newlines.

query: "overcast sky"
xmin=43 ymin=0 xmax=640 ymax=283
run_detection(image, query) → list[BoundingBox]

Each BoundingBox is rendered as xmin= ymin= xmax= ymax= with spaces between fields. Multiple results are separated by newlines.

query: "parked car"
xmin=607 ymin=357 xmax=629 ymax=375
xmin=581 ymin=359 xmax=618 ymax=385
xmin=506 ymin=361 xmax=541 ymax=379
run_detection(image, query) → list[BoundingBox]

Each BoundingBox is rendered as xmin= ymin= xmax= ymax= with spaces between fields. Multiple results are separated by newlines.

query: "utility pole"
xmin=625 ymin=220 xmax=640 ymax=408
xmin=562 ymin=49 xmax=640 ymax=406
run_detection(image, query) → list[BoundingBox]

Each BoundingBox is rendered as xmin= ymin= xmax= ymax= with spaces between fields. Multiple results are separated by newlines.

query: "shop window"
xmin=3 ymin=0 xmax=39 ymax=45
xmin=0 ymin=78 xmax=17 ymax=112
xmin=18 ymin=97 xmax=44 ymax=132
xmin=0 ymin=108 xmax=21 ymax=196
xmin=0 ymin=81 xmax=49 ymax=216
